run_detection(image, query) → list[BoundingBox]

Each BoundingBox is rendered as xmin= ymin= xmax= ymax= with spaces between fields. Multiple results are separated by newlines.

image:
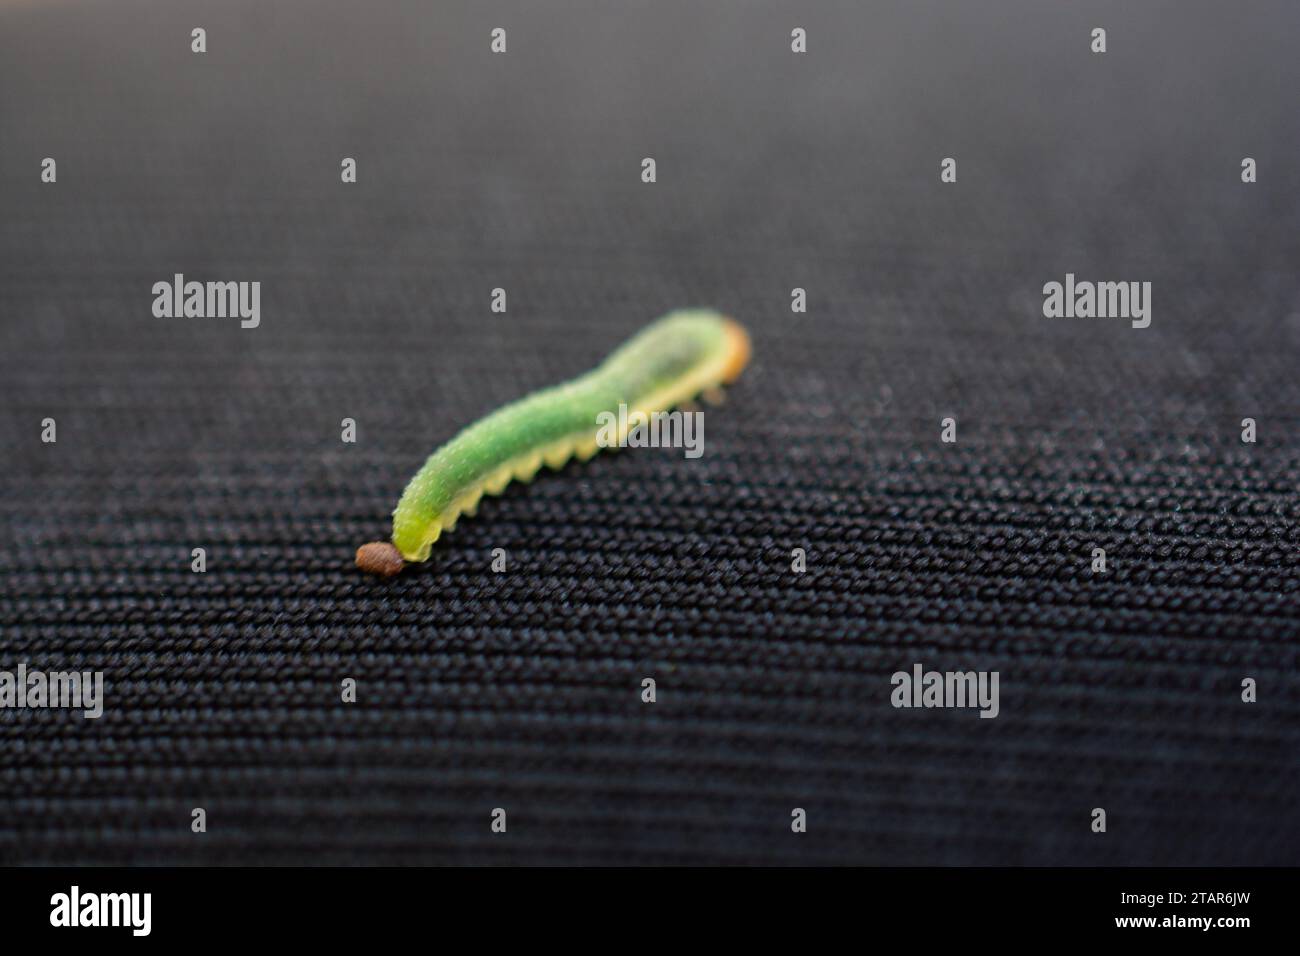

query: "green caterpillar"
xmin=356 ymin=309 xmax=752 ymax=576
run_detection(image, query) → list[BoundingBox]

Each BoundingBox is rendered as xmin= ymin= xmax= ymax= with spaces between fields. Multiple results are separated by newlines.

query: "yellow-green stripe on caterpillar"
xmin=356 ymin=309 xmax=752 ymax=576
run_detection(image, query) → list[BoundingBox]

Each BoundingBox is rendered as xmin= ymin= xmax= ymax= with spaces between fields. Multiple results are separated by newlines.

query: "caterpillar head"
xmin=356 ymin=541 xmax=406 ymax=577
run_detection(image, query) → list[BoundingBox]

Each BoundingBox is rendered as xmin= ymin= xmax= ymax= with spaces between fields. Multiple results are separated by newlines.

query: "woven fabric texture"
xmin=1 ymin=0 xmax=1298 ymax=865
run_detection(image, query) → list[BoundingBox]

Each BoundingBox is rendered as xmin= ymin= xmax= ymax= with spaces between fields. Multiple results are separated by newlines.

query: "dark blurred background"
xmin=1 ymin=0 xmax=1297 ymax=864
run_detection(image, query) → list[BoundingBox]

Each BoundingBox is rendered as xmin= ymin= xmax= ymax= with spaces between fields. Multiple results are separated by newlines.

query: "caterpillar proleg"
xmin=356 ymin=309 xmax=752 ymax=576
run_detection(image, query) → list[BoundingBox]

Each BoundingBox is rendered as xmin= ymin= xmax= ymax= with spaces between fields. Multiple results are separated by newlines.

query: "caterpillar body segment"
xmin=356 ymin=309 xmax=751 ymax=576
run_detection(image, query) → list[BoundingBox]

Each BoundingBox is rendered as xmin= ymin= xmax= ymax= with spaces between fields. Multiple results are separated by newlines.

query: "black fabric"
xmin=2 ymin=0 xmax=1298 ymax=865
